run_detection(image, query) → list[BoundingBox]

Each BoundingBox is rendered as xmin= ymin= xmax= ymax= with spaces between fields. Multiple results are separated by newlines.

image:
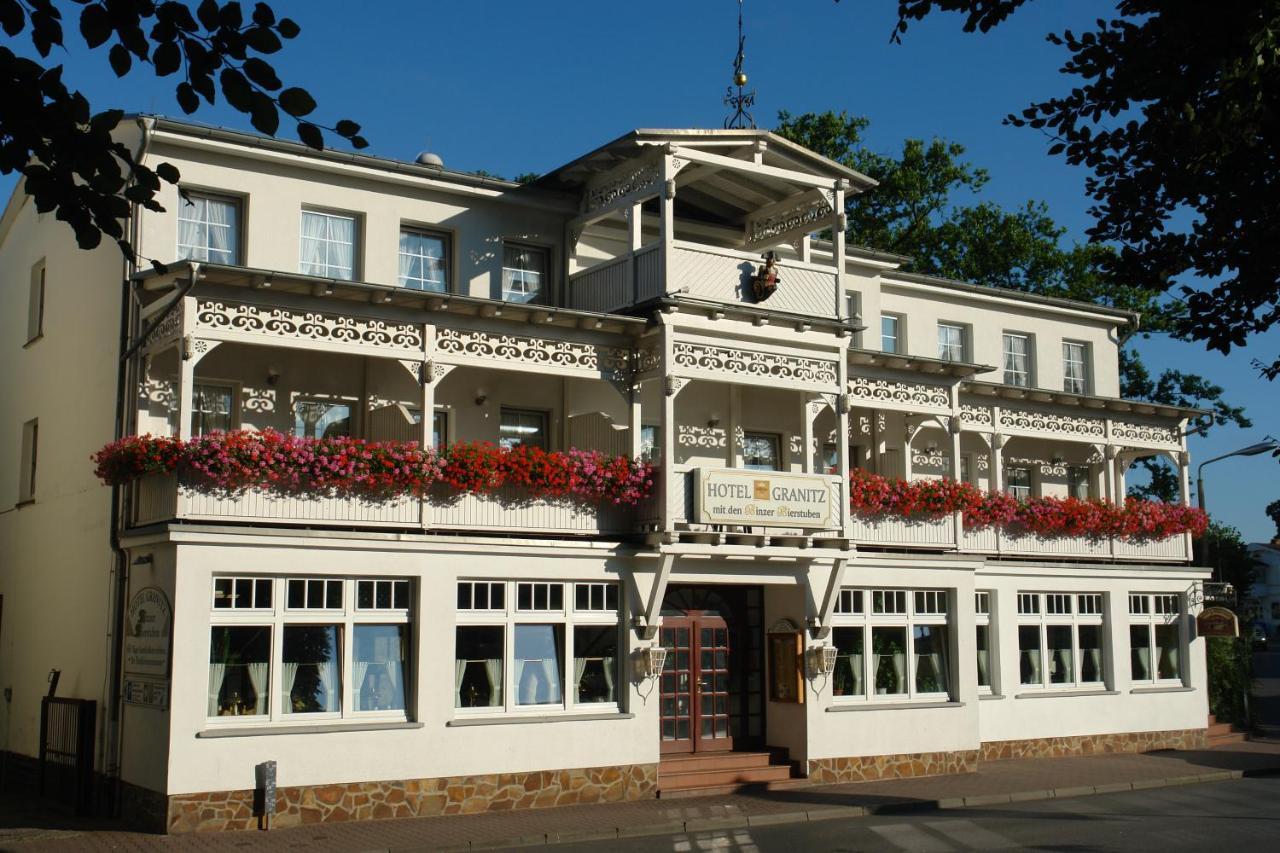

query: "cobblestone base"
xmin=979 ymin=728 xmax=1209 ymax=761
xmin=165 ymin=763 xmax=658 ymax=833
xmin=807 ymin=749 xmax=979 ymax=784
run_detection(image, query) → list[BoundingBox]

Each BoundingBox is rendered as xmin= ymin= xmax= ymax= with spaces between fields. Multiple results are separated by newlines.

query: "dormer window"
xmin=502 ymin=243 xmax=547 ymax=304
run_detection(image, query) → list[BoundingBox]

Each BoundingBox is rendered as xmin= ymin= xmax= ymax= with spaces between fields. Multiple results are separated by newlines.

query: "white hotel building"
xmin=0 ymin=118 xmax=1210 ymax=832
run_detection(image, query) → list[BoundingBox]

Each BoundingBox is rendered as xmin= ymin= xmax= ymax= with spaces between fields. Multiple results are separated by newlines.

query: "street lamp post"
xmin=1195 ymin=438 xmax=1279 ymax=578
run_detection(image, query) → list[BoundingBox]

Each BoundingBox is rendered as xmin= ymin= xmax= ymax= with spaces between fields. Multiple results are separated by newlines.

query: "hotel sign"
xmin=694 ymin=468 xmax=833 ymax=529
xmin=1196 ymin=606 xmax=1238 ymax=638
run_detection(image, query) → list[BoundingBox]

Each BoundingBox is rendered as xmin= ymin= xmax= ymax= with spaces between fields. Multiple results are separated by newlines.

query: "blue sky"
xmin=6 ymin=0 xmax=1276 ymax=541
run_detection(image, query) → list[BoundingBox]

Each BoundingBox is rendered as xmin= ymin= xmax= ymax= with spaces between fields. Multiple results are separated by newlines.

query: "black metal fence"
xmin=39 ymin=697 xmax=96 ymax=815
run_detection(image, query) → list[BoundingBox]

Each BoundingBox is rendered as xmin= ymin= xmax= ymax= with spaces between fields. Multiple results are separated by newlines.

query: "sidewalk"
xmin=4 ymin=741 xmax=1280 ymax=853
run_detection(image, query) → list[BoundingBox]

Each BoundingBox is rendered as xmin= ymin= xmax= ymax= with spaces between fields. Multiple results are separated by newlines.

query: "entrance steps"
xmin=1207 ymin=714 xmax=1249 ymax=746
xmin=658 ymin=750 xmax=802 ymax=798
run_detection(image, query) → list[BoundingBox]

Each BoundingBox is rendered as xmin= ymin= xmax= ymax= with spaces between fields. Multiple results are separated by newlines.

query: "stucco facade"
xmin=0 ymin=118 xmax=1209 ymax=832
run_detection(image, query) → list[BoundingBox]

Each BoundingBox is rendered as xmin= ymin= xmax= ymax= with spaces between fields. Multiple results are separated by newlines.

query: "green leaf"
xmin=79 ymin=4 xmax=112 ymax=49
xmin=108 ymin=43 xmax=131 ymax=77
xmin=296 ymin=121 xmax=323 ymax=150
xmin=335 ymin=119 xmax=360 ymax=137
xmin=154 ymin=162 xmax=181 ymax=184
xmin=242 ymin=57 xmax=281 ymax=90
xmin=277 ymin=16 xmax=300 ymax=38
xmin=278 ymin=86 xmax=316 ymax=117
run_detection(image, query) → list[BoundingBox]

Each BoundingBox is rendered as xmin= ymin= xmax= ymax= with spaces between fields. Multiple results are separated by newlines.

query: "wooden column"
xmin=660 ymin=322 xmax=677 ymax=535
xmin=990 ymin=434 xmax=1006 ymax=495
xmin=832 ymin=181 xmax=847 ymax=320
xmin=836 ymin=356 xmax=851 ymax=536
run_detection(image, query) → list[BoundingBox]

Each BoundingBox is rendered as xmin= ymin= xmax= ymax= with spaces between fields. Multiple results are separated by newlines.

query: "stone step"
xmin=1208 ymin=732 xmax=1249 ymax=746
xmin=1207 ymin=722 xmax=1235 ymax=737
xmin=659 ymin=751 xmax=775 ymax=773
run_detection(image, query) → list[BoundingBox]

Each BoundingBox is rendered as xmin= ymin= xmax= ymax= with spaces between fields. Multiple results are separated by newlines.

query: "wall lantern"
xmin=707 ymin=413 xmax=722 ymax=430
xmin=474 ymin=388 xmax=488 ymax=407
xmin=805 ymin=645 xmax=838 ymax=679
xmin=642 ymin=645 xmax=668 ymax=679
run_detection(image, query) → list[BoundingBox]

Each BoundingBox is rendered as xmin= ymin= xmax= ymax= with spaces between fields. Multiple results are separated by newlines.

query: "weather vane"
xmin=723 ymin=0 xmax=756 ymax=129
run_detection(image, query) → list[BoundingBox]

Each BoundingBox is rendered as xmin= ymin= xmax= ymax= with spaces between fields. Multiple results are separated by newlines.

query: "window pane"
xmin=1003 ymin=334 xmax=1030 ymax=386
xmin=832 ymin=627 xmax=864 ymax=697
xmin=399 ymin=230 xmax=448 ymax=292
xmin=515 ymin=624 xmax=564 ymax=706
xmin=294 ymin=400 xmax=351 ymax=439
xmin=1155 ymin=624 xmax=1181 ymax=680
xmin=503 ymin=245 xmax=547 ymax=303
xmin=975 ymin=625 xmax=991 ymax=688
xmin=456 ymin=626 xmax=503 ymax=708
xmin=282 ymin=625 xmax=342 ymax=714
xmin=178 ymin=195 xmax=239 ymax=265
xmin=913 ymin=625 xmax=949 ymax=694
xmin=300 ymin=211 xmax=355 ymax=280
xmin=1063 ymin=342 xmax=1087 ymax=394
xmin=574 ymin=625 xmax=618 ymax=704
xmin=432 ymin=411 xmax=447 ymax=449
xmin=354 ymin=624 xmax=409 ymax=712
xmin=1019 ymin=625 xmax=1042 ymax=685
xmin=208 ymin=626 xmax=270 ymax=716
xmin=1067 ymin=466 xmax=1090 ymax=500
xmin=938 ymin=325 xmax=964 ymax=361
xmin=871 ymin=626 xmax=907 ymax=695
xmin=881 ymin=315 xmax=899 ymax=353
xmin=743 ymin=433 xmax=779 ymax=471
xmin=1078 ymin=624 xmax=1104 ymax=683
xmin=499 ymin=409 xmax=548 ymax=451
xmin=1046 ymin=625 xmax=1074 ymax=685
xmin=192 ymin=383 xmax=234 ymax=435
xmin=1130 ymin=624 xmax=1152 ymax=680
xmin=1007 ymin=467 xmax=1031 ymax=500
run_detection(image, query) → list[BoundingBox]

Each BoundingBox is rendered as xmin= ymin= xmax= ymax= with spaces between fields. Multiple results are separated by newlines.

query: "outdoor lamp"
xmin=642 ymin=645 xmax=668 ymax=679
xmin=1197 ymin=438 xmax=1279 ymax=512
xmin=806 ymin=645 xmax=838 ymax=679
xmin=474 ymin=388 xmax=487 ymax=406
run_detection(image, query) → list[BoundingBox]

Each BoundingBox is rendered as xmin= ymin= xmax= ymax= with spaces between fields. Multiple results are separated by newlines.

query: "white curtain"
xmin=602 ymin=657 xmax=615 ymax=701
xmin=354 ymin=660 xmax=371 ymax=710
xmin=850 ymin=653 xmax=864 ymax=695
xmin=282 ymin=661 xmax=300 ymax=712
xmin=318 ymin=660 xmax=339 ymax=712
xmin=399 ymin=232 xmax=414 ymax=284
xmin=515 ymin=659 xmax=531 ymax=704
xmin=178 ymin=200 xmax=204 ymax=259
xmin=976 ymin=650 xmax=989 ymax=686
xmin=574 ymin=657 xmax=588 ymax=699
xmin=1135 ymin=647 xmax=1150 ymax=680
xmin=300 ymin=212 xmax=329 ymax=275
xmin=541 ymin=657 xmax=561 ymax=703
xmin=205 ymin=197 xmax=234 ymax=262
xmin=929 ymin=651 xmax=947 ymax=693
xmin=1088 ymin=648 xmax=1103 ymax=682
xmin=1162 ymin=646 xmax=1179 ymax=679
xmin=328 ymin=216 xmax=354 ymax=278
xmin=207 ymin=663 xmax=227 ymax=716
xmin=454 ymin=659 xmax=468 ymax=706
xmin=1023 ymin=649 xmax=1042 ymax=684
xmin=483 ymin=658 xmax=502 ymax=707
xmin=246 ymin=662 xmax=268 ymax=716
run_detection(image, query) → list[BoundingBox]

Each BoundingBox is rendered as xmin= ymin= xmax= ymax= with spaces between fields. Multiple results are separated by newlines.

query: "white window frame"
xmin=501 ymin=242 xmax=549 ymax=304
xmin=18 ymin=418 xmax=38 ymax=504
xmin=499 ymin=407 xmax=550 ymax=451
xmin=299 ymin=209 xmax=358 ymax=280
xmin=27 ymin=259 xmax=45 ymax=344
xmin=1062 ymin=340 xmax=1089 ymax=395
xmin=975 ymin=590 xmax=996 ymax=695
xmin=293 ymin=397 xmax=354 ymax=439
xmin=398 ymin=227 xmax=450 ymax=292
xmin=1066 ymin=464 xmax=1091 ymax=501
xmin=831 ymin=587 xmax=953 ymax=704
xmin=1128 ymin=593 xmax=1185 ymax=685
xmin=454 ymin=580 xmax=622 ymax=718
xmin=177 ymin=190 xmax=242 ymax=265
xmin=937 ymin=323 xmax=967 ymax=362
xmin=881 ymin=313 xmax=902 ymax=354
xmin=1002 ymin=332 xmax=1033 ymax=387
xmin=1015 ymin=591 xmax=1107 ymax=691
xmin=1006 ymin=465 xmax=1033 ymax=500
xmin=191 ymin=380 xmax=241 ymax=436
xmin=742 ymin=431 xmax=782 ymax=471
xmin=206 ymin=576 xmax=413 ymax=727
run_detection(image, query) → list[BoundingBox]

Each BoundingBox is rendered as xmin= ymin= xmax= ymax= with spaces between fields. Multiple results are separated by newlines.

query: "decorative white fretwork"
xmin=435 ymin=328 xmax=632 ymax=381
xmin=847 ymin=376 xmax=950 ymax=412
xmin=142 ymin=306 xmax=183 ymax=352
xmin=1110 ymin=419 xmax=1181 ymax=448
xmin=671 ymin=342 xmax=838 ymax=389
xmin=635 ymin=345 xmax=662 ymax=378
xmin=194 ymin=300 xmax=424 ymax=354
xmin=241 ymin=386 xmax=276 ymax=414
xmin=959 ymin=403 xmax=994 ymax=428
xmin=585 ymin=160 xmax=662 ymax=213
xmin=677 ymin=424 xmax=727 ymax=450
xmin=744 ymin=188 xmax=835 ymax=250
xmin=998 ymin=406 xmax=1105 ymax=439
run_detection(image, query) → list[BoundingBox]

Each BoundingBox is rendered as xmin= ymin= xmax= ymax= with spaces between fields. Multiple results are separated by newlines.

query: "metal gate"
xmin=39 ymin=698 xmax=96 ymax=814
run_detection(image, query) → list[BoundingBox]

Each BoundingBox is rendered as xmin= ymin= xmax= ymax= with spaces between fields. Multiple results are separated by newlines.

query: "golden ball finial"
xmin=735 ymin=71 xmax=748 ymax=87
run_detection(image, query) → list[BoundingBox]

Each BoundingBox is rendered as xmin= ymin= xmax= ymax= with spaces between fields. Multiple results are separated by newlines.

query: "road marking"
xmin=924 ymin=818 xmax=1019 ymax=850
xmin=673 ymin=828 xmax=760 ymax=852
xmin=869 ymin=823 xmax=954 ymax=852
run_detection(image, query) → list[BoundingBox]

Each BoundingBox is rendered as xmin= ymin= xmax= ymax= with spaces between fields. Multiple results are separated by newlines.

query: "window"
xmin=293 ymin=399 xmax=351 ymax=439
xmin=742 ymin=432 xmax=780 ymax=471
xmin=207 ymin=576 xmax=412 ymax=722
xmin=1067 ymin=465 xmax=1091 ymax=501
xmin=454 ymin=580 xmax=620 ymax=713
xmin=192 ymin=383 xmax=236 ymax=435
xmin=502 ymin=243 xmax=548 ymax=303
xmin=881 ymin=314 xmax=901 ymax=354
xmin=177 ymin=192 xmax=240 ymax=264
xmin=1063 ymin=341 xmax=1089 ymax=394
xmin=407 ymin=408 xmax=448 ymax=448
xmin=640 ymin=425 xmax=661 ymax=463
xmin=831 ymin=587 xmax=951 ymax=701
xmin=1003 ymin=333 xmax=1031 ymax=387
xmin=1006 ymin=466 xmax=1032 ymax=500
xmin=499 ymin=408 xmax=549 ymax=451
xmin=937 ymin=323 xmax=966 ymax=362
xmin=975 ymin=591 xmax=994 ymax=693
xmin=1129 ymin=593 xmax=1184 ymax=683
xmin=1016 ymin=591 xmax=1105 ymax=690
xmin=18 ymin=418 xmax=38 ymax=503
xmin=27 ymin=259 xmax=45 ymax=343
xmin=399 ymin=229 xmax=449 ymax=292
xmin=300 ymin=210 xmax=357 ymax=280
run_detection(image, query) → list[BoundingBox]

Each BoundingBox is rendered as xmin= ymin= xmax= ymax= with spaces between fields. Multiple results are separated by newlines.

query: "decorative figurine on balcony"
xmin=752 ymin=251 xmax=780 ymax=303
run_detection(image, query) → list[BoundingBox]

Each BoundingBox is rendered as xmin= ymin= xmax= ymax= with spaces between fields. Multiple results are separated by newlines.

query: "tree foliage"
xmin=887 ymin=0 xmax=1280 ymax=381
xmin=775 ymin=109 xmax=1251 ymax=503
xmin=1267 ymin=498 xmax=1280 ymax=540
xmin=1 ymin=0 xmax=365 ymax=263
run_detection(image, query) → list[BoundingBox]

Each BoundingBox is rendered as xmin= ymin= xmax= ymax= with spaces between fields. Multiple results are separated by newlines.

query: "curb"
xmin=414 ymin=768 xmax=1275 ymax=852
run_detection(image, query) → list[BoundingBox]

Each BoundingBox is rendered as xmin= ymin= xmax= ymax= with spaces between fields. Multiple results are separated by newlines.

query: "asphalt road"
xmin=534 ymin=776 xmax=1280 ymax=853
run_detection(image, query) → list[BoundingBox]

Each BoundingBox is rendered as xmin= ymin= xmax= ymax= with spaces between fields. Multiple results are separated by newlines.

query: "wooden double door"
xmin=658 ymin=585 xmax=763 ymax=754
